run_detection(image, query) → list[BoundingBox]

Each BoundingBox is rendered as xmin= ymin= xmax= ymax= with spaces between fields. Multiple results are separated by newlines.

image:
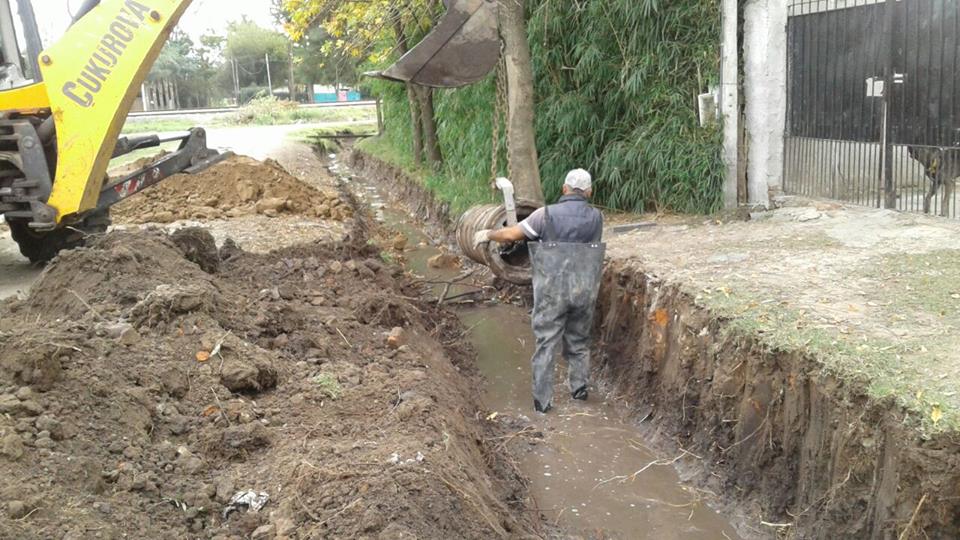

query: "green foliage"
xmin=226 ymin=18 xmax=290 ymax=61
xmin=295 ymin=27 xmax=361 ymax=89
xmin=312 ymin=373 xmax=343 ymax=400
xmin=149 ymin=30 xmax=230 ymax=108
xmin=361 ymin=77 xmax=501 ymax=214
xmin=365 ymin=0 xmax=724 ymax=214
xmin=234 ymin=96 xmax=298 ymax=124
xmin=529 ymin=0 xmax=723 ymax=212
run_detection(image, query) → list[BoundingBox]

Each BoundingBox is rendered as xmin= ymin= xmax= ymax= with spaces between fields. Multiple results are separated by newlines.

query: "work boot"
xmin=534 ymin=399 xmax=552 ymax=414
xmin=572 ymin=386 xmax=588 ymax=401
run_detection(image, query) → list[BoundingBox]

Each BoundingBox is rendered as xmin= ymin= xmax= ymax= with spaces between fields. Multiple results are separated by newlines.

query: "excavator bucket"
xmin=372 ymin=0 xmax=499 ymax=88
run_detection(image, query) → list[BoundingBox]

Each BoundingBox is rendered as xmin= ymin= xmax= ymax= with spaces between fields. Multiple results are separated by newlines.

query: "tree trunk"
xmin=499 ymin=0 xmax=544 ymax=203
xmin=407 ymin=86 xmax=425 ymax=165
xmin=417 ymin=87 xmax=443 ymax=168
xmin=392 ymin=8 xmax=425 ymax=165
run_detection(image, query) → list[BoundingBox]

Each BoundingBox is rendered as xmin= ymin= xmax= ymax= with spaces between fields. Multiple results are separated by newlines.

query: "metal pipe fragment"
xmin=456 ymin=199 xmax=540 ymax=285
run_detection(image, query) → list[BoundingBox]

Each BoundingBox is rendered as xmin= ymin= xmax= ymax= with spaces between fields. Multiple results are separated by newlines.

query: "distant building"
xmin=313 ymin=85 xmax=362 ymax=103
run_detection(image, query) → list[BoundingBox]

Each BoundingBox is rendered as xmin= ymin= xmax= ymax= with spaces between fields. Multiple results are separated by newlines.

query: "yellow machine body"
xmin=0 ymin=0 xmax=192 ymax=223
xmin=1 ymin=82 xmax=49 ymax=111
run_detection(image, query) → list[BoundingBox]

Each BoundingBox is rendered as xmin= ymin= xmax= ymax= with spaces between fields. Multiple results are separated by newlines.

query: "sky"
xmin=26 ymin=0 xmax=282 ymax=46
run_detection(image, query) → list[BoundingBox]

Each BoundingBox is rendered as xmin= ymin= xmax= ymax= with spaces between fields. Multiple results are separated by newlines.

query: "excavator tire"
xmin=7 ymin=209 xmax=111 ymax=264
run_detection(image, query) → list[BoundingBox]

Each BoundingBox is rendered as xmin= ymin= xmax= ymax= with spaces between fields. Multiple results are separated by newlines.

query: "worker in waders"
xmin=473 ymin=170 xmax=605 ymax=413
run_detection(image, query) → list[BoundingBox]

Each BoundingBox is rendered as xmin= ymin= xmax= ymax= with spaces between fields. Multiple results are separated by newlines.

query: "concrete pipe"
xmin=456 ymin=199 xmax=541 ymax=285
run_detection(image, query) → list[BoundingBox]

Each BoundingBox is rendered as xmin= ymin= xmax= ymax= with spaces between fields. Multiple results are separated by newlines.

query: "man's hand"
xmin=473 ymin=229 xmax=492 ymax=249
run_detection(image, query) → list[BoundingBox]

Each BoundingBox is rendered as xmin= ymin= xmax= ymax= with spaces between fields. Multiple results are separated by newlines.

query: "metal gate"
xmin=784 ymin=0 xmax=960 ymax=218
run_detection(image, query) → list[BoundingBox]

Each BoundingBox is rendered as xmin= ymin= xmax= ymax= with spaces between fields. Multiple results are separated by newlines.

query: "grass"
xmin=692 ymin=250 xmax=960 ymax=435
xmin=312 ymin=373 xmax=343 ymax=400
xmin=865 ymin=250 xmax=960 ymax=318
xmin=287 ymin=123 xmax=380 ymax=154
xmin=121 ymin=101 xmax=377 ymax=134
xmin=358 ymin=134 xmax=498 ymax=215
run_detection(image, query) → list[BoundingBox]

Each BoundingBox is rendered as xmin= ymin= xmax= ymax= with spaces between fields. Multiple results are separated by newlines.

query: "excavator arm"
xmin=369 ymin=0 xmax=500 ymax=88
xmin=33 ymin=0 xmax=194 ymax=225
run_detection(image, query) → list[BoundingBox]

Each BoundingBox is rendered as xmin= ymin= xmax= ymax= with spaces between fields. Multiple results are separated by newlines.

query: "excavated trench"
xmin=342 ymin=152 xmax=745 ymax=539
xmin=348 ymin=149 xmax=960 ymax=540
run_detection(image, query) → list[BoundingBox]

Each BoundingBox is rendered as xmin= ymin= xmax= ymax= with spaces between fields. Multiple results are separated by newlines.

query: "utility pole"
xmin=232 ymin=58 xmax=241 ymax=106
xmin=265 ymin=53 xmax=273 ymax=97
xmin=287 ymin=41 xmax=296 ymax=102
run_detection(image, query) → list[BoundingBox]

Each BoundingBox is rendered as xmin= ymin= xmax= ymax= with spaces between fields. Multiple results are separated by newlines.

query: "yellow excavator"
xmin=0 ymin=0 xmax=494 ymax=263
xmin=0 ymin=0 xmax=229 ymax=262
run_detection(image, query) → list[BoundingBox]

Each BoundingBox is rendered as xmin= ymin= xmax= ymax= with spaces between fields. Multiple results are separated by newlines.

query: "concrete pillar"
xmin=744 ymin=0 xmax=788 ymax=207
xmin=720 ymin=0 xmax=740 ymax=208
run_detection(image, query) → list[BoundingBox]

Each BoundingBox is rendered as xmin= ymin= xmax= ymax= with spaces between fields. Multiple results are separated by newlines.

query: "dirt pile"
xmin=112 ymin=156 xmax=354 ymax=224
xmin=0 ymin=229 xmax=537 ymax=539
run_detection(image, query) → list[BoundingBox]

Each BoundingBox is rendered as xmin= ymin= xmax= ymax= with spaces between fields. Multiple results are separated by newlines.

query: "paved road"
xmin=128 ymin=100 xmax=377 ymax=120
xmin=0 ymin=226 xmax=42 ymax=300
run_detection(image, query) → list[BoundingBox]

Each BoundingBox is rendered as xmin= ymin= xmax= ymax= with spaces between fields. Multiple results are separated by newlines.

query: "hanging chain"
xmin=491 ymin=48 xmax=508 ymax=188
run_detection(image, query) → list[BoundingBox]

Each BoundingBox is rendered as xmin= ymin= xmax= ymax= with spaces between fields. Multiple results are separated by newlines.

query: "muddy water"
xmin=462 ymin=307 xmax=741 ymax=539
xmin=343 ymin=161 xmax=741 ymax=539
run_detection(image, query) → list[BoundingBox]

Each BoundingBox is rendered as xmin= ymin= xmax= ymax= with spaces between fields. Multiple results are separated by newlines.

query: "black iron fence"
xmin=784 ymin=0 xmax=960 ymax=218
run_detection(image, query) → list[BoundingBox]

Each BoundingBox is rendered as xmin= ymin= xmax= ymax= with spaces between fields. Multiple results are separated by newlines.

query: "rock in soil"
xmin=220 ymin=360 xmax=277 ymax=394
xmin=386 ymin=327 xmax=406 ymax=349
xmin=1 ymin=433 xmax=24 ymax=460
xmin=219 ymin=423 xmax=271 ymax=455
xmin=427 ymin=252 xmax=461 ymax=270
xmin=251 ymin=523 xmax=275 ymax=540
xmin=6 ymin=501 xmax=28 ymax=519
xmin=171 ymin=227 xmax=221 ymax=274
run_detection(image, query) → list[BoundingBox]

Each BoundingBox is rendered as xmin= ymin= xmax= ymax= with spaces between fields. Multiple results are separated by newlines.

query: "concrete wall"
xmin=720 ymin=0 xmax=740 ymax=208
xmin=742 ymin=0 xmax=788 ymax=207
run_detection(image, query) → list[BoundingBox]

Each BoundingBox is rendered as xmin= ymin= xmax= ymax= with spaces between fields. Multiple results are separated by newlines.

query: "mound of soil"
xmin=112 ymin=156 xmax=354 ymax=224
xmin=0 ymin=229 xmax=537 ymax=539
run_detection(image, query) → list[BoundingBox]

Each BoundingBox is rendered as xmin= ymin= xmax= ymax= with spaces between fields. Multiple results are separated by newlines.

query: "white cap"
xmin=564 ymin=169 xmax=592 ymax=192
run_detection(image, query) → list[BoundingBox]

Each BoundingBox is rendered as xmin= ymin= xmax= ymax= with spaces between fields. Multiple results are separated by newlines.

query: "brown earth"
xmin=0 ymin=223 xmax=538 ymax=538
xmin=112 ymin=156 xmax=354 ymax=224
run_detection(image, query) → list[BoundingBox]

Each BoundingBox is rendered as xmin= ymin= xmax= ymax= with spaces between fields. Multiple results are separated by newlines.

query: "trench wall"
xmin=348 ymin=151 xmax=456 ymax=236
xmin=595 ymin=260 xmax=960 ymax=539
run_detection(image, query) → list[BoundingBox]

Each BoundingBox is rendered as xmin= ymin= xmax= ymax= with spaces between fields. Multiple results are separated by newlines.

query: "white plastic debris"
xmin=387 ymin=452 xmax=425 ymax=466
xmin=222 ymin=491 xmax=269 ymax=519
